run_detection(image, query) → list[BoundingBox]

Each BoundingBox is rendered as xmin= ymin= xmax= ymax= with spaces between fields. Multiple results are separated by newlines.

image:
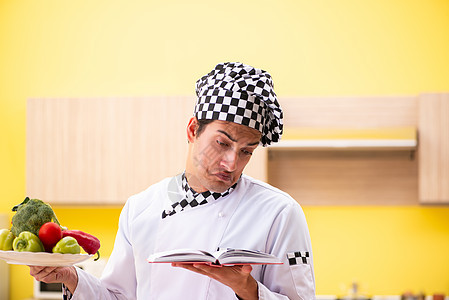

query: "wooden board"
xmin=279 ymin=96 xmax=417 ymax=128
xmin=418 ymin=94 xmax=449 ymax=203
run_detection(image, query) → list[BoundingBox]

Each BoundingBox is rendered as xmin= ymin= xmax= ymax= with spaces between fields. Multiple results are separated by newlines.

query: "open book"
xmin=147 ymin=248 xmax=283 ymax=266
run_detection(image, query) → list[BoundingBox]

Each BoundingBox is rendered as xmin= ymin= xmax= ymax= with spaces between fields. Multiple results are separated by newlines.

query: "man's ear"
xmin=186 ymin=117 xmax=198 ymax=143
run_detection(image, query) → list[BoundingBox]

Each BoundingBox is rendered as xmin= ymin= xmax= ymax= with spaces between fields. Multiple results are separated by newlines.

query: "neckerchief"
xmin=162 ymin=172 xmax=238 ymax=219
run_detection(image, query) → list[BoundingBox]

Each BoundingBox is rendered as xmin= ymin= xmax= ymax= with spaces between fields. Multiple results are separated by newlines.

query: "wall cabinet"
xmin=418 ymin=94 xmax=449 ymax=203
xmin=26 ymin=94 xmax=449 ymax=205
xmin=26 ymin=97 xmax=266 ymax=205
xmin=27 ymin=98 xmax=191 ymax=204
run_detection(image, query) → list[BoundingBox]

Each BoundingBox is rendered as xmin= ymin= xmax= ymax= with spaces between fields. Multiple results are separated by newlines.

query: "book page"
xmin=147 ymin=249 xmax=216 ymax=263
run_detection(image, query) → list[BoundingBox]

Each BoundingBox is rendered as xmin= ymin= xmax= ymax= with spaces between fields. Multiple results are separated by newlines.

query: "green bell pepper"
xmin=0 ymin=229 xmax=15 ymax=251
xmin=13 ymin=231 xmax=44 ymax=252
xmin=52 ymin=236 xmax=80 ymax=254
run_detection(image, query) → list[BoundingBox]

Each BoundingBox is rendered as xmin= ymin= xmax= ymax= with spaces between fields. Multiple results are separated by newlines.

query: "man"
xmin=30 ymin=62 xmax=315 ymax=299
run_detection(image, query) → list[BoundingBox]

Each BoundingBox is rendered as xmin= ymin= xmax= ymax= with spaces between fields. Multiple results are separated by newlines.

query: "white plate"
xmin=0 ymin=250 xmax=93 ymax=267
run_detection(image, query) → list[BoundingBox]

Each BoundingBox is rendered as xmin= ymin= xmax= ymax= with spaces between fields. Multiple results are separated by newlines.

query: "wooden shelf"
xmin=269 ymin=127 xmax=417 ymax=150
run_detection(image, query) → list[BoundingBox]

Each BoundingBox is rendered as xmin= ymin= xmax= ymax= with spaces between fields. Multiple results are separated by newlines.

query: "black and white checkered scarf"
xmin=162 ymin=172 xmax=237 ymax=219
xmin=194 ymin=62 xmax=283 ymax=147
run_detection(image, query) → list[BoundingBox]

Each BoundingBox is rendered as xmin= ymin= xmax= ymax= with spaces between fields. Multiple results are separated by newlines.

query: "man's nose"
xmin=221 ymin=149 xmax=238 ymax=172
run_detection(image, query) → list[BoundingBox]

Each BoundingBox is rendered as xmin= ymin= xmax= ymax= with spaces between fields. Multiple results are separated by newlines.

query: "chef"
xmin=30 ymin=62 xmax=316 ymax=299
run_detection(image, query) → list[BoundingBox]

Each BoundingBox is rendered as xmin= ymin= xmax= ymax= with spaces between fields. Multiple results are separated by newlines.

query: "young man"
xmin=30 ymin=62 xmax=315 ymax=299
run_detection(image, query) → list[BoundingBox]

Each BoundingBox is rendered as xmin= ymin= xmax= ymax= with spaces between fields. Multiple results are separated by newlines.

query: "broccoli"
xmin=11 ymin=197 xmax=60 ymax=237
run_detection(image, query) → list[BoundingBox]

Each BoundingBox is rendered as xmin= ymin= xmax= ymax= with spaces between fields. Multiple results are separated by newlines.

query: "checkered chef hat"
xmin=194 ymin=62 xmax=283 ymax=146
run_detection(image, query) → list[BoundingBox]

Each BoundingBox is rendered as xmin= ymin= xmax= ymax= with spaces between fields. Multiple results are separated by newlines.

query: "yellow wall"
xmin=1 ymin=1 xmax=449 ymax=299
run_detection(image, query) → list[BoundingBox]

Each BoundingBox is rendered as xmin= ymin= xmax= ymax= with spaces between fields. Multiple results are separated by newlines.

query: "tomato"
xmin=38 ymin=222 xmax=63 ymax=252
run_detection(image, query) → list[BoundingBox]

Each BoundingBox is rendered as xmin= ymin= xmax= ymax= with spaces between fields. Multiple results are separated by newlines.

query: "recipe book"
xmin=147 ymin=248 xmax=283 ymax=267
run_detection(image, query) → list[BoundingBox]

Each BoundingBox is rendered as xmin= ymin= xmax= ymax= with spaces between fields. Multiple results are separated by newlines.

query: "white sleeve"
xmin=257 ymin=202 xmax=315 ymax=300
xmin=72 ymin=200 xmax=137 ymax=300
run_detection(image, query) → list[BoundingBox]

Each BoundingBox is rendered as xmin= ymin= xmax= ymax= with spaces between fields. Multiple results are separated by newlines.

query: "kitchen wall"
xmin=1 ymin=1 xmax=449 ymax=299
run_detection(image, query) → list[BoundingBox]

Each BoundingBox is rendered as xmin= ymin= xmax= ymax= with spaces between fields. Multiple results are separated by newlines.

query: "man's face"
xmin=186 ymin=119 xmax=261 ymax=193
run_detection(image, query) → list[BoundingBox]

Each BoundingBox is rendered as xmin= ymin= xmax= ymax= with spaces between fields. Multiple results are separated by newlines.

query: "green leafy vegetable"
xmin=11 ymin=197 xmax=60 ymax=237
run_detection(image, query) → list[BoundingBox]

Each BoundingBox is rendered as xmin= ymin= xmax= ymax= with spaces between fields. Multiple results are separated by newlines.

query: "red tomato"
xmin=38 ymin=222 xmax=63 ymax=252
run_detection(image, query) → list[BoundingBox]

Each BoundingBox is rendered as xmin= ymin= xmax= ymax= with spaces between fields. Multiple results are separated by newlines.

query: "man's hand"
xmin=29 ymin=266 xmax=78 ymax=294
xmin=172 ymin=263 xmax=258 ymax=300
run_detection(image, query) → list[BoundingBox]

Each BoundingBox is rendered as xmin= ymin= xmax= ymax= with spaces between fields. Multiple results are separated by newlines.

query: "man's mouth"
xmin=215 ymin=172 xmax=232 ymax=182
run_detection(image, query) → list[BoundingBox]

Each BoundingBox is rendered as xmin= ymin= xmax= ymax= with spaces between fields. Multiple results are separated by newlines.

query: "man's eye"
xmin=216 ymin=140 xmax=228 ymax=147
xmin=242 ymin=149 xmax=253 ymax=156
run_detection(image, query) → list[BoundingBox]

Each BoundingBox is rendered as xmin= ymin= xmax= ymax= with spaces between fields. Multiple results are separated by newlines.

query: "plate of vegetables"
xmin=0 ymin=250 xmax=93 ymax=267
xmin=0 ymin=197 xmax=101 ymax=267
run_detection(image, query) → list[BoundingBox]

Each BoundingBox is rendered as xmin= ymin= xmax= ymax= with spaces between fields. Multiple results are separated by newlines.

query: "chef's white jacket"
xmin=71 ymin=174 xmax=315 ymax=299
